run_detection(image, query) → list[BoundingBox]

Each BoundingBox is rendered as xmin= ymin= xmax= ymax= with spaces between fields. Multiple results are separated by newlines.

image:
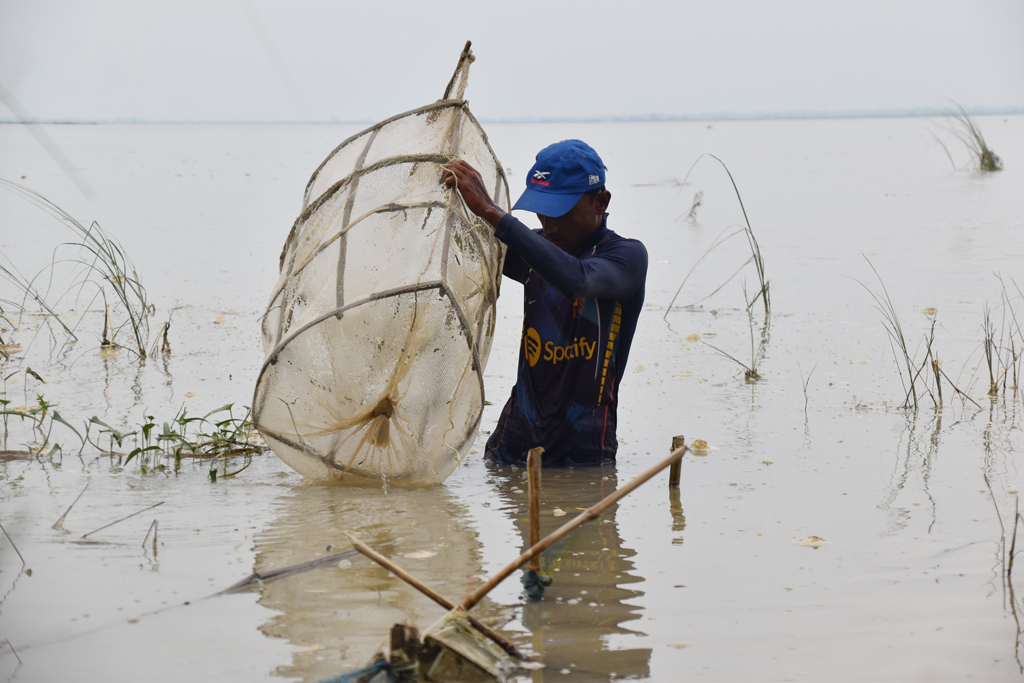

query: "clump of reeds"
xmin=981 ymin=275 xmax=1024 ymax=399
xmin=938 ymin=102 xmax=1003 ymax=172
xmin=856 ymin=257 xmax=977 ymax=411
xmin=0 ymin=179 xmax=151 ymax=357
xmin=665 ymin=154 xmax=769 ymax=319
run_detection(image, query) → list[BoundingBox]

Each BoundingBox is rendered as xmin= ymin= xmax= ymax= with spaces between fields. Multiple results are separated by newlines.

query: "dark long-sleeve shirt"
xmin=485 ymin=213 xmax=647 ymax=466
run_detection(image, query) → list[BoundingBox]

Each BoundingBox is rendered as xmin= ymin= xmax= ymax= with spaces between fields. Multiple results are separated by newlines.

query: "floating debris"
xmin=403 ymin=550 xmax=438 ymax=560
xmin=794 ymin=536 xmax=829 ymax=548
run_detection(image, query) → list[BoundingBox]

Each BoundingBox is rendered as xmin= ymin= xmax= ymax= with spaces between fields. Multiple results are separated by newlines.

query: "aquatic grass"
xmin=88 ymin=404 xmax=266 ymax=478
xmin=939 ymin=102 xmax=1003 ymax=172
xmin=852 ymin=260 xmax=983 ymax=411
xmin=680 ymin=190 xmax=703 ymax=223
xmin=0 ymin=391 xmax=83 ymax=456
xmin=1 ymin=392 xmax=265 ymax=473
xmin=0 ymin=179 xmax=151 ymax=357
xmin=980 ymin=276 xmax=1024 ymax=400
xmin=664 ymin=226 xmax=751 ymax=316
xmin=666 ymin=154 xmax=770 ymax=318
xmin=798 ymin=362 xmax=816 ymax=421
xmin=984 ymin=303 xmax=1000 ymax=396
xmin=52 ymin=483 xmax=89 ymax=531
xmin=703 ymin=283 xmax=766 ymax=382
xmin=0 ymin=258 xmax=77 ymax=341
xmin=984 ymin=474 xmax=1024 ymax=583
xmin=81 ymin=501 xmax=165 ymax=539
xmin=855 ymin=258 xmax=921 ymax=409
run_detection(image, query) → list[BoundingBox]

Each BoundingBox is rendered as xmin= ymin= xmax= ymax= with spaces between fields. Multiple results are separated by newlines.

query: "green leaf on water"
xmin=125 ymin=445 xmax=161 ymax=465
xmin=51 ymin=411 xmax=84 ymax=445
xmin=204 ymin=404 xmax=233 ymax=419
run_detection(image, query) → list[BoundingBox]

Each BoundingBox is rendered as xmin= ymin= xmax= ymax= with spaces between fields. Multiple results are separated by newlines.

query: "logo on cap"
xmin=589 ymin=175 xmax=600 ymax=185
xmin=530 ymin=169 xmax=551 ymax=187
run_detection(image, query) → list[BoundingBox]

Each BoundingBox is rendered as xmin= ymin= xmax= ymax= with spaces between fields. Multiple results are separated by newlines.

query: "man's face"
xmin=538 ymin=189 xmax=611 ymax=255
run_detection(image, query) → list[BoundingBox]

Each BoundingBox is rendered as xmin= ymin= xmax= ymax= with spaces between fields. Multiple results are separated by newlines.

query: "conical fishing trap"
xmin=254 ymin=44 xmax=509 ymax=484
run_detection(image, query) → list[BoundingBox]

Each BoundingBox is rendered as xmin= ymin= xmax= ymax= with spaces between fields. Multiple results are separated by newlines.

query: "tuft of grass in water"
xmin=854 ymin=258 xmax=979 ymax=411
xmin=0 ymin=259 xmax=78 ymax=341
xmin=984 ymin=302 xmax=1000 ymax=396
xmin=938 ymin=102 xmax=1003 ymax=172
xmin=666 ymin=154 xmax=769 ymax=319
xmin=798 ymin=362 xmax=816 ymax=421
xmin=855 ymin=258 xmax=921 ymax=409
xmin=0 ymin=179 xmax=151 ymax=357
xmin=665 ymin=225 xmax=752 ymax=316
xmin=680 ymin=190 xmax=703 ymax=223
xmin=703 ymin=283 xmax=767 ymax=382
xmin=981 ymin=275 xmax=1024 ymax=400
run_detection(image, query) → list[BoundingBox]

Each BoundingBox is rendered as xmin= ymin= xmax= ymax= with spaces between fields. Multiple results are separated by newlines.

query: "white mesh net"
xmin=253 ymin=46 xmax=509 ymax=484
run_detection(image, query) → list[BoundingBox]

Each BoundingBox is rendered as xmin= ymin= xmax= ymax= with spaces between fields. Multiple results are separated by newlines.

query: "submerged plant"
xmin=938 ymin=102 xmax=1003 ymax=172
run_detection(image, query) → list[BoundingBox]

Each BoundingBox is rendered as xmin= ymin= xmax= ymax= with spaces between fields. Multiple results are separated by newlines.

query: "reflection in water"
xmin=486 ymin=462 xmax=651 ymax=681
xmin=669 ymin=487 xmax=687 ymax=546
xmin=880 ymin=401 xmax=1024 ymax=670
xmin=253 ymin=483 xmax=509 ymax=683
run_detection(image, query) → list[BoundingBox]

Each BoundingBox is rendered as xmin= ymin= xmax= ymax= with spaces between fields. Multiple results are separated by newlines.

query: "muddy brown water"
xmin=1 ymin=116 xmax=1023 ymax=681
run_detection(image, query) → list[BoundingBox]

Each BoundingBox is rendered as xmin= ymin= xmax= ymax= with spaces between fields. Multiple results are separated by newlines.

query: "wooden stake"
xmin=668 ymin=435 xmax=685 ymax=487
xmin=345 ymin=534 xmax=523 ymax=659
xmin=527 ymin=447 xmax=543 ymax=568
xmin=461 ymin=443 xmax=689 ymax=611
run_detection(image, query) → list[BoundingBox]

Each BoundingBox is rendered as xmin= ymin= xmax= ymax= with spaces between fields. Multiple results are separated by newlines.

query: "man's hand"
xmin=443 ymin=160 xmax=507 ymax=227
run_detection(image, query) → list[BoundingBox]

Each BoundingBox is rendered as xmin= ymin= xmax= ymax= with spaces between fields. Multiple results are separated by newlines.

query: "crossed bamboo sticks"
xmin=346 ymin=439 xmax=689 ymax=659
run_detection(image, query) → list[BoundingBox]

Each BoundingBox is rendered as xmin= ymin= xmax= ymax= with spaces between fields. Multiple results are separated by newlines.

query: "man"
xmin=444 ymin=139 xmax=647 ymax=466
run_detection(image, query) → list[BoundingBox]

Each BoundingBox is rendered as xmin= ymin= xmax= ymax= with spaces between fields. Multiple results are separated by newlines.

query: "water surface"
xmin=1 ymin=116 xmax=1023 ymax=681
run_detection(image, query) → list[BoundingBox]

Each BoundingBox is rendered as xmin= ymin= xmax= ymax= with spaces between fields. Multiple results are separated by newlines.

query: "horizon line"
xmin=2 ymin=105 xmax=1022 ymax=126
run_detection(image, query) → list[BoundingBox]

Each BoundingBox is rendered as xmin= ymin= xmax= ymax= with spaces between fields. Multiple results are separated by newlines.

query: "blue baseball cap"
xmin=512 ymin=139 xmax=606 ymax=218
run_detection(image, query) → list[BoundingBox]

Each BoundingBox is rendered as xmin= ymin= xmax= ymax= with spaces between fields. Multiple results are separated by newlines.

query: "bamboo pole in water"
xmin=345 ymin=534 xmax=523 ymax=659
xmin=460 ymin=443 xmax=690 ymax=611
xmin=527 ymin=447 xmax=543 ymax=568
xmin=668 ymin=435 xmax=685 ymax=487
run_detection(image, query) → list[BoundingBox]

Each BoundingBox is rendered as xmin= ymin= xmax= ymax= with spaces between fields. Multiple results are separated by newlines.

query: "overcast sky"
xmin=1 ymin=0 xmax=1022 ymax=123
